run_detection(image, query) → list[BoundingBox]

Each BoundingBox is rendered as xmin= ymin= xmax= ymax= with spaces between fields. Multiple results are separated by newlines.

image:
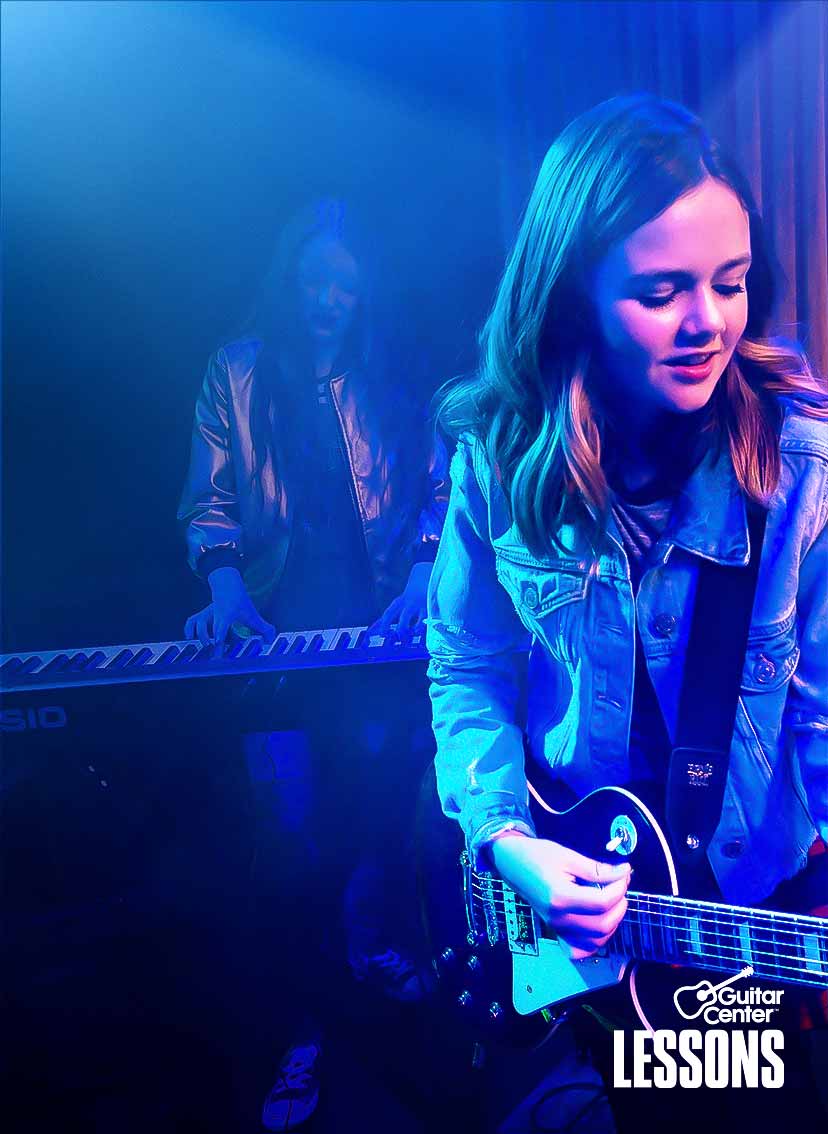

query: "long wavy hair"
xmin=243 ymin=197 xmax=374 ymax=489
xmin=437 ymin=93 xmax=828 ymax=556
xmin=242 ymin=197 xmax=431 ymax=530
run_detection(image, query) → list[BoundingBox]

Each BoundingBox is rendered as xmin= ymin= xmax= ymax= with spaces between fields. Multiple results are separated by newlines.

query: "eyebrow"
xmin=629 ymin=255 xmax=753 ymax=284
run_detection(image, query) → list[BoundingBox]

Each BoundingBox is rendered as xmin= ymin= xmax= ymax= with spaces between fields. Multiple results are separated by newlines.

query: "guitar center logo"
xmin=614 ymin=967 xmax=786 ymax=1089
xmin=673 ymin=966 xmax=783 ymax=1026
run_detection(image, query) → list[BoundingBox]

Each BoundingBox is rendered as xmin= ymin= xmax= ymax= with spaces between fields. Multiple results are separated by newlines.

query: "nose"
xmin=680 ymin=285 xmax=728 ymax=341
xmin=317 ymin=284 xmax=336 ymax=309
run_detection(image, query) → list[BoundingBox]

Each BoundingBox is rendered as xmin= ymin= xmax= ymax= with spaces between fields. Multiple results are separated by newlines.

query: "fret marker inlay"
xmin=688 ymin=917 xmax=703 ymax=958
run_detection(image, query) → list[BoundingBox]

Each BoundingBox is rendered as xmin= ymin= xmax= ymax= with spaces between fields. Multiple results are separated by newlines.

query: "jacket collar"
xmin=661 ymin=441 xmax=750 ymax=566
xmin=604 ymin=439 xmax=751 ymax=568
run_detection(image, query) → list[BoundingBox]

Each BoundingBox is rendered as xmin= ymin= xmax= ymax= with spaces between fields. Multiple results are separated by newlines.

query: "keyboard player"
xmin=177 ymin=198 xmax=447 ymax=1130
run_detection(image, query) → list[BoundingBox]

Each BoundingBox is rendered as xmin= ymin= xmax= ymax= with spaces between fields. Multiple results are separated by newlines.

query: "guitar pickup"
xmin=504 ymin=891 xmax=539 ymax=956
xmin=474 ymin=871 xmax=503 ymax=947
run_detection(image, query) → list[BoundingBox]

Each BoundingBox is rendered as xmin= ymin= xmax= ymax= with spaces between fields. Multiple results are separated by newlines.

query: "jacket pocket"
xmin=495 ymin=554 xmax=588 ymax=668
xmin=741 ymin=610 xmax=800 ymax=694
xmin=494 ymin=552 xmax=588 ymax=619
xmin=737 ymin=611 xmax=800 ymax=785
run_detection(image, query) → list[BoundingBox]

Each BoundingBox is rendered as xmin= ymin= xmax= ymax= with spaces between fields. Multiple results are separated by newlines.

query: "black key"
xmin=125 ymin=648 xmax=153 ymax=668
xmin=156 ymin=645 xmax=181 ymax=665
xmin=41 ymin=653 xmax=71 ymax=673
xmin=173 ymin=644 xmax=200 ymax=663
xmin=107 ymin=650 xmax=134 ymax=669
xmin=289 ymin=636 xmax=306 ymax=654
xmin=0 ymin=657 xmax=23 ymax=677
xmin=336 ymin=633 xmax=351 ymax=650
xmin=307 ymin=634 xmax=324 ymax=653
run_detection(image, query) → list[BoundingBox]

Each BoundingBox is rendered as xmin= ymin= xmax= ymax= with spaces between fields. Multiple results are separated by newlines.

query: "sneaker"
xmin=261 ymin=1043 xmax=320 ymax=1131
xmin=350 ymin=948 xmax=423 ymax=1002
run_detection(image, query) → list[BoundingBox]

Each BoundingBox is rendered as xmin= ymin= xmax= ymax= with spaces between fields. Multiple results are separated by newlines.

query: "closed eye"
xmin=638 ymin=285 xmax=746 ymax=310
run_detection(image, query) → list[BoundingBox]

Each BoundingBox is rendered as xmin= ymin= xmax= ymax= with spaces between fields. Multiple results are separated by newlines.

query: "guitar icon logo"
xmin=674 ymin=966 xmax=755 ymax=1021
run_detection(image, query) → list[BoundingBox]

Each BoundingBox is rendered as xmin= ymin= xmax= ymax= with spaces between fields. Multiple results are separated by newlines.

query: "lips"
xmin=665 ymin=353 xmax=718 ymax=383
xmin=664 ymin=351 xmax=718 ymax=365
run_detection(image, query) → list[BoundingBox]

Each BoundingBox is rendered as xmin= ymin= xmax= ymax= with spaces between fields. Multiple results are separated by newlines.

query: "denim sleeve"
xmin=426 ymin=436 xmax=535 ymax=864
xmin=787 ymin=500 xmax=828 ymax=843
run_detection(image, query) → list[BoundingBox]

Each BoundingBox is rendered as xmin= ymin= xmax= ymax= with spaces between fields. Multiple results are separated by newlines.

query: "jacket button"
xmin=524 ymin=584 xmax=539 ymax=610
xmin=753 ymin=654 xmax=776 ymax=684
xmin=722 ymin=839 xmax=745 ymax=859
xmin=652 ymin=612 xmax=677 ymax=638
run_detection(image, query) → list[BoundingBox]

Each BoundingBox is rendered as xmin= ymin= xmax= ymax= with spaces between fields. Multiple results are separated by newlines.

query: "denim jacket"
xmin=427 ymin=406 xmax=828 ymax=906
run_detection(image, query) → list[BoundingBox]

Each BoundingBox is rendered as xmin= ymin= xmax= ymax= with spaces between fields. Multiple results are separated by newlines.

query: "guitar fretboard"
xmin=616 ymin=892 xmax=828 ymax=987
xmin=471 ymin=872 xmax=828 ymax=988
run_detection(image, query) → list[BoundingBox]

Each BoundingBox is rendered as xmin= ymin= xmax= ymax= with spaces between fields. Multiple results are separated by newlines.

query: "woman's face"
xmin=297 ymin=234 xmax=360 ymax=351
xmin=591 ymin=176 xmax=751 ymax=428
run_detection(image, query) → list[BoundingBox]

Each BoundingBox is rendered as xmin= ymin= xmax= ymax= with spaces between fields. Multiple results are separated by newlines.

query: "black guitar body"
xmin=416 ymin=763 xmax=675 ymax=1047
xmin=416 ymin=762 xmax=826 ymax=1048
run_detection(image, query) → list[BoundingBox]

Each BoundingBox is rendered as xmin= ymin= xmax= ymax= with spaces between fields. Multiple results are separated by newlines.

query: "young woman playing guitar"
xmin=426 ymin=93 xmax=827 ymax=1132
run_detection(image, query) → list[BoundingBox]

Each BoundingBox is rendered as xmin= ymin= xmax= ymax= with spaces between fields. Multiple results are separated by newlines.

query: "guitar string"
xmin=469 ymin=916 xmax=826 ymax=974
xmin=468 ymin=891 xmax=827 ymax=972
xmin=464 ymin=923 xmax=827 ymax=984
xmin=621 ymin=909 xmax=826 ymax=941
xmin=472 ymin=872 xmax=828 ymax=926
xmin=625 ymin=892 xmax=827 ymax=928
xmin=623 ymin=904 xmax=824 ymax=940
xmin=470 ymin=908 xmax=828 ymax=967
xmin=467 ymin=889 xmax=827 ymax=965
xmin=469 ymin=880 xmax=826 ymax=935
xmin=618 ymin=934 xmax=827 ymax=975
xmin=464 ymin=916 xmax=827 ymax=981
xmin=470 ymin=881 xmax=828 ymax=935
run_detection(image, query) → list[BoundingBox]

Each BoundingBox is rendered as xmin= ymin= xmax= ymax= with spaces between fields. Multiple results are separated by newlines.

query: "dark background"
xmin=1 ymin=0 xmax=507 ymax=651
xmin=4 ymin=1 xmax=825 ymax=654
xmin=3 ymin=5 xmax=826 ymax=1132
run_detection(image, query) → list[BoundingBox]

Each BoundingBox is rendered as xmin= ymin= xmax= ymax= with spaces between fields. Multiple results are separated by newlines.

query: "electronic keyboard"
xmin=0 ymin=626 xmax=427 ymax=693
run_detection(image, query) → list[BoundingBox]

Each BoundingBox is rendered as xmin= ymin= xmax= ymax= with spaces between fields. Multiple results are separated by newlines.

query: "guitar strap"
xmin=666 ymin=502 xmax=767 ymax=877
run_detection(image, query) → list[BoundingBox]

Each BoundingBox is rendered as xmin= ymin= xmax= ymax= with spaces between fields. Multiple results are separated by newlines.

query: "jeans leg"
xmin=243 ymin=730 xmax=326 ymax=1044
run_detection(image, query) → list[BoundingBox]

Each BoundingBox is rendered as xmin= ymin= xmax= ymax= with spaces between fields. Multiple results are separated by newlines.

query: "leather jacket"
xmin=427 ymin=406 xmax=828 ymax=906
xmin=178 ymin=337 xmax=448 ymax=613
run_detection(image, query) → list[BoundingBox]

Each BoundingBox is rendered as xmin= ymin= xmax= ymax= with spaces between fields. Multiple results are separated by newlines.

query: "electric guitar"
xmin=417 ymin=772 xmax=828 ymax=1045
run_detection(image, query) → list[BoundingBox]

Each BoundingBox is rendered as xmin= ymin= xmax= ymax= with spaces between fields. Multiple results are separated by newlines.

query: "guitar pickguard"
xmin=512 ymin=938 xmax=628 ymax=1015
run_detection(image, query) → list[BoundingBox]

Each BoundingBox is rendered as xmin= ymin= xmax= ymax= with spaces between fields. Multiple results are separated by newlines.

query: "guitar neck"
xmin=469 ymin=871 xmax=828 ymax=989
xmin=615 ymin=891 xmax=828 ymax=988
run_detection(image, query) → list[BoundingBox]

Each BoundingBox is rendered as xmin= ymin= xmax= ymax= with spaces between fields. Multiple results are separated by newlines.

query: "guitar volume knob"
xmin=438 ymin=947 xmax=456 ymax=968
xmin=457 ymin=990 xmax=473 ymax=1009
